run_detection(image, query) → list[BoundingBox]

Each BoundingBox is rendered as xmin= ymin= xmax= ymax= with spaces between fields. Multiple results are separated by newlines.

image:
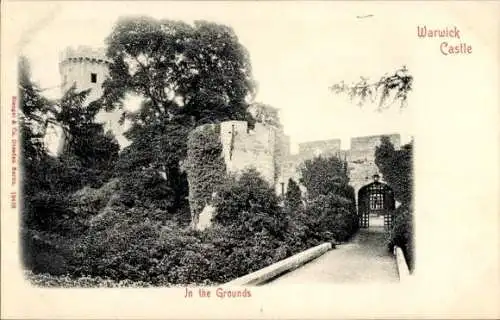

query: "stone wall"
xmin=298 ymin=139 xmax=341 ymax=159
xmin=276 ymin=134 xmax=402 ymax=198
xmin=220 ymin=121 xmax=278 ymax=187
xmin=350 ymin=134 xmax=400 ymax=162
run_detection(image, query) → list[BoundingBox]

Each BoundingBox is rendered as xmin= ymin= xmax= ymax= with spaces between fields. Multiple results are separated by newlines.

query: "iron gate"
xmin=357 ymin=179 xmax=395 ymax=229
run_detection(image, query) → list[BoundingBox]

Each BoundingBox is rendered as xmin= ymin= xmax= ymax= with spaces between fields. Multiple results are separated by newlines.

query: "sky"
xmin=12 ymin=1 xmax=418 ymax=152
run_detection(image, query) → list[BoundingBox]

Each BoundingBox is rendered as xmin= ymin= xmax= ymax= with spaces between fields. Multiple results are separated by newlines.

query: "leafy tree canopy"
xmin=101 ymin=16 xmax=256 ymax=126
xmin=99 ymin=17 xmax=260 ymax=214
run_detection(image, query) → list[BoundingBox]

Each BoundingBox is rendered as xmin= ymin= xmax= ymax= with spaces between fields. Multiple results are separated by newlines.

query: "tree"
xmin=100 ymin=17 xmax=257 ymax=213
xmin=248 ymin=102 xmax=282 ymax=129
xmin=299 ymin=156 xmax=358 ymax=242
xmin=18 ymin=56 xmax=56 ymax=197
xmin=375 ymin=136 xmax=413 ymax=204
xmin=285 ymin=178 xmax=302 ymax=212
xmin=330 ymin=66 xmax=413 ymax=110
xmin=375 ymin=136 xmax=414 ymax=270
xmin=299 ymin=156 xmax=349 ymax=200
xmin=57 ymin=86 xmax=120 ymax=176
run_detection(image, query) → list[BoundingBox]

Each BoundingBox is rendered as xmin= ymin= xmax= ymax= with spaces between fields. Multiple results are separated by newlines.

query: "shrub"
xmin=375 ymin=137 xmax=414 ymax=271
xmin=213 ymin=168 xmax=285 ymax=234
xmin=305 ymin=193 xmax=358 ymax=242
xmin=300 ymin=156 xmax=349 ymax=199
xmin=285 ymin=178 xmax=302 ymax=212
xmin=387 ymin=203 xmax=414 ymax=271
xmin=298 ymin=155 xmax=358 ymax=242
xmin=118 ymin=168 xmax=176 ymax=213
xmin=70 ymin=178 xmax=121 ymax=216
xmin=25 ymin=270 xmax=156 ymax=288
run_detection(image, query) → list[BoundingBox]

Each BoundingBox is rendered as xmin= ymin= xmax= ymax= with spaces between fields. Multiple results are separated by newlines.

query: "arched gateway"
xmin=357 ymin=174 xmax=395 ymax=229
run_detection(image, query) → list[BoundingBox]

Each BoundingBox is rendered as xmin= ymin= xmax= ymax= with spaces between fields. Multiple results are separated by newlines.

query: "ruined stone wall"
xmin=220 ymin=121 xmax=277 ymax=187
xmin=277 ymin=154 xmax=303 ymax=195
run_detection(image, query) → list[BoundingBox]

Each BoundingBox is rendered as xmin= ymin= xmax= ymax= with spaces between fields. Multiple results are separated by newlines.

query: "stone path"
xmin=266 ymin=217 xmax=399 ymax=284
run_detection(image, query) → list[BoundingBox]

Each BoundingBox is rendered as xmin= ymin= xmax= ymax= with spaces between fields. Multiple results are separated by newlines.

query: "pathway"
xmin=266 ymin=217 xmax=399 ymax=284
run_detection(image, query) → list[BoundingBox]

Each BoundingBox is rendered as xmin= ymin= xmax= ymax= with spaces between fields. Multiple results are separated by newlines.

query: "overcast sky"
xmin=11 ymin=1 xmax=428 ymax=151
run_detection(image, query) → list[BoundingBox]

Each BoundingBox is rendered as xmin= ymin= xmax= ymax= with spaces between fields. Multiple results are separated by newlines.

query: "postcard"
xmin=1 ymin=1 xmax=499 ymax=319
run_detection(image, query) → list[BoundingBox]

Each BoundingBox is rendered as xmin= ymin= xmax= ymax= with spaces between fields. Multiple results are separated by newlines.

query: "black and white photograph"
xmin=1 ymin=1 xmax=499 ymax=319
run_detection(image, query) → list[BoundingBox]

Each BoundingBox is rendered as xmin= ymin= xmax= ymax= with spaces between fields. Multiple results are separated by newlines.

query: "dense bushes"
xmin=24 ymin=157 xmax=362 ymax=286
xmin=389 ymin=203 xmax=414 ymax=271
xmin=375 ymin=137 xmax=414 ymax=271
xmin=285 ymin=178 xmax=302 ymax=212
xmin=24 ymin=166 xmax=363 ymax=286
xmin=299 ymin=156 xmax=359 ymax=243
xmin=306 ymin=193 xmax=358 ymax=242
xmin=25 ymin=271 xmax=156 ymax=288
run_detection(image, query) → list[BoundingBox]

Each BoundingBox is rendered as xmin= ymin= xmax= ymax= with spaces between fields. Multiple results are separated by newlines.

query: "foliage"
xmin=248 ymin=102 xmax=282 ymax=129
xmin=185 ymin=124 xmax=226 ymax=224
xmin=306 ymin=193 xmax=358 ymax=242
xmin=58 ymin=90 xmax=120 ymax=174
xmin=375 ymin=137 xmax=414 ymax=271
xmin=299 ymin=156 xmax=349 ymax=200
xmin=285 ymin=178 xmax=302 ymax=212
xmin=299 ymin=156 xmax=358 ymax=243
xmin=100 ymin=17 xmax=258 ymax=216
xmin=375 ymin=137 xmax=413 ymax=204
xmin=101 ymin=17 xmax=255 ymax=123
xmin=330 ymin=66 xmax=413 ymax=110
xmin=213 ymin=169 xmax=285 ymax=234
xmin=388 ymin=203 xmax=414 ymax=271
xmin=19 ymin=57 xmax=121 ymax=279
xmin=25 ymin=270 xmax=157 ymax=288
xmin=19 ymin=56 xmax=55 ymax=199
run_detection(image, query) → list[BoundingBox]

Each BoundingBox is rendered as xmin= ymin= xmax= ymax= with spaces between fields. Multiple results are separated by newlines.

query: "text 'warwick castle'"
xmin=46 ymin=46 xmax=401 ymax=198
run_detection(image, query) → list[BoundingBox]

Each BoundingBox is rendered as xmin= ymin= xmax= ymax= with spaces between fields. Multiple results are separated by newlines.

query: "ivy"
xmin=185 ymin=124 xmax=227 ymax=225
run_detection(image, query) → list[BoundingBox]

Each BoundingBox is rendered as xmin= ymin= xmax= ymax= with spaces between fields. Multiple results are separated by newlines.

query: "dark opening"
xmin=90 ymin=73 xmax=97 ymax=83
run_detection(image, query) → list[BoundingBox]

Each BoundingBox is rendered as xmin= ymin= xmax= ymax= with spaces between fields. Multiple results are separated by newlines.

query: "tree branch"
xmin=330 ymin=66 xmax=413 ymax=110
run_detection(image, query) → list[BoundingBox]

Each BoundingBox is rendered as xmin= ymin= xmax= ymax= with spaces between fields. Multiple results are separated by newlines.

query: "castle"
xmin=47 ymin=46 xmax=401 ymax=200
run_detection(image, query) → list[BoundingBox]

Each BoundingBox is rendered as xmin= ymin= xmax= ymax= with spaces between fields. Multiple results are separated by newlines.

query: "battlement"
xmin=59 ymin=46 xmax=111 ymax=67
xmin=350 ymin=134 xmax=401 ymax=161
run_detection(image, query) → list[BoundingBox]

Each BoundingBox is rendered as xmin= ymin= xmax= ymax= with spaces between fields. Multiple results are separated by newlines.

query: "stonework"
xmin=298 ymin=139 xmax=341 ymax=159
xmin=350 ymin=134 xmax=401 ymax=162
xmin=48 ymin=46 xmax=402 ymax=203
xmin=219 ymin=121 xmax=278 ymax=187
xmin=216 ymin=118 xmax=401 ymax=200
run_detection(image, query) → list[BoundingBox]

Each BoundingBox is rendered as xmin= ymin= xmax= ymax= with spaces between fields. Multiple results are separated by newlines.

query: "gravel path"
xmin=266 ymin=218 xmax=399 ymax=284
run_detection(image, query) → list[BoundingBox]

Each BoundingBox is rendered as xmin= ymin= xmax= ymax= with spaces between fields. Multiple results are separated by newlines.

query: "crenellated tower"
xmin=45 ymin=46 xmax=127 ymax=155
xmin=59 ymin=46 xmax=110 ymax=104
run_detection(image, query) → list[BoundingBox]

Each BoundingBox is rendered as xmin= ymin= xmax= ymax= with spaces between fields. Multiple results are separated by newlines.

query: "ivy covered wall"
xmin=185 ymin=124 xmax=226 ymax=226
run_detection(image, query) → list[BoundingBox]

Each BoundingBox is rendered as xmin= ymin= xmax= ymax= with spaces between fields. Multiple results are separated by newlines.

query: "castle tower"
xmin=59 ymin=46 xmax=110 ymax=104
xmin=45 ymin=46 xmax=127 ymax=155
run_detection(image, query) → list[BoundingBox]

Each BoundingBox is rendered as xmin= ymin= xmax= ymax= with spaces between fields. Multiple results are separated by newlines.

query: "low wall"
xmin=225 ymin=242 xmax=333 ymax=286
xmin=394 ymin=245 xmax=410 ymax=282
